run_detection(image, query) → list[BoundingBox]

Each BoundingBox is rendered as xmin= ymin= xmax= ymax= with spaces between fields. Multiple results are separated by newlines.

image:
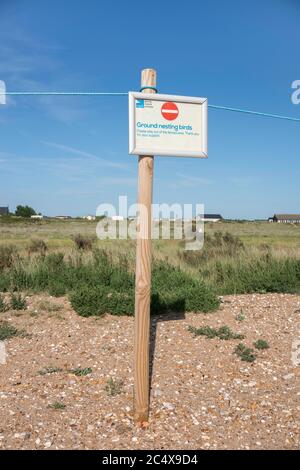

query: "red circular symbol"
xmin=161 ymin=102 xmax=179 ymax=121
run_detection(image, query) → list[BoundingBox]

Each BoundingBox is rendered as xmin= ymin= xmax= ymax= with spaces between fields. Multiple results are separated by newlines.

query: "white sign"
xmin=129 ymin=92 xmax=207 ymax=158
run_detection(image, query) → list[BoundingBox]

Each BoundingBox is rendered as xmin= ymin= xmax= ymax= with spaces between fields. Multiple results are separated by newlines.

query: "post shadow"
xmin=149 ymin=295 xmax=186 ymax=397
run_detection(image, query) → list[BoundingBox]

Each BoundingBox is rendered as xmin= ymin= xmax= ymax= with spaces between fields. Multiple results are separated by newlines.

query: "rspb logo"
xmin=136 ymin=99 xmax=144 ymax=108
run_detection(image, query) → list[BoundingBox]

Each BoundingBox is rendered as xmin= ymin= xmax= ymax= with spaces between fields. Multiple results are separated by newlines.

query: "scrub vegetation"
xmin=0 ymin=218 xmax=299 ymax=316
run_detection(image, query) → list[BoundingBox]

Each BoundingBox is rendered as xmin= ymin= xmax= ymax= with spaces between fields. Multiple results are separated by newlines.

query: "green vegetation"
xmin=70 ymin=367 xmax=92 ymax=376
xmin=234 ymin=343 xmax=257 ymax=363
xmin=74 ymin=234 xmax=93 ymax=250
xmin=0 ymin=294 xmax=7 ymax=313
xmin=0 ymin=322 xmax=20 ymax=340
xmin=0 ymin=219 xmax=299 ymax=316
xmin=0 ymin=293 xmax=27 ymax=312
xmin=28 ymin=239 xmax=47 ymax=257
xmin=48 ymin=401 xmax=66 ymax=410
xmin=37 ymin=366 xmax=63 ymax=375
xmin=236 ymin=310 xmax=246 ymax=322
xmin=188 ymin=325 xmax=245 ymax=340
xmin=253 ymin=339 xmax=270 ymax=350
xmin=105 ymin=377 xmax=124 ymax=396
xmin=204 ymin=256 xmax=300 ymax=295
xmin=180 ymin=231 xmax=244 ymax=265
xmin=15 ymin=205 xmax=36 ymax=218
xmin=10 ymin=293 xmax=27 ymax=310
xmin=0 ymin=245 xmax=15 ymax=271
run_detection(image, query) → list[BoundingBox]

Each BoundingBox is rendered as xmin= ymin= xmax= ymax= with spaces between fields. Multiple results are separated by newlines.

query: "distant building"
xmin=270 ymin=214 xmax=300 ymax=224
xmin=54 ymin=215 xmax=72 ymax=220
xmin=112 ymin=215 xmax=124 ymax=221
xmin=0 ymin=206 xmax=9 ymax=216
xmin=31 ymin=214 xmax=43 ymax=220
xmin=198 ymin=214 xmax=223 ymax=222
xmin=83 ymin=215 xmax=96 ymax=221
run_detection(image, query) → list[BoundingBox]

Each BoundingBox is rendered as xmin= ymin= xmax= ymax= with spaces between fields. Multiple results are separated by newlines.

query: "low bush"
xmin=151 ymin=262 xmax=220 ymax=314
xmin=70 ymin=285 xmax=134 ymax=317
xmin=234 ymin=343 xmax=256 ymax=362
xmin=10 ymin=293 xmax=27 ymax=310
xmin=0 ymin=322 xmax=19 ymax=340
xmin=253 ymin=339 xmax=269 ymax=350
xmin=188 ymin=324 xmax=244 ymax=340
xmin=74 ymin=234 xmax=93 ymax=250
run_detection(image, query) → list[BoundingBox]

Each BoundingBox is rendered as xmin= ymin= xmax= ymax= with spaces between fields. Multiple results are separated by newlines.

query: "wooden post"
xmin=134 ymin=68 xmax=157 ymax=423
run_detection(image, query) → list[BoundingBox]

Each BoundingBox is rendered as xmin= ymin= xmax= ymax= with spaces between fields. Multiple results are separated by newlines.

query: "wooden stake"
xmin=134 ymin=68 xmax=157 ymax=423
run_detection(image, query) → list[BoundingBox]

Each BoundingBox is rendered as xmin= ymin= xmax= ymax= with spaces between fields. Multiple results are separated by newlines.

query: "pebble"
xmin=283 ymin=373 xmax=295 ymax=380
xmin=162 ymin=402 xmax=175 ymax=411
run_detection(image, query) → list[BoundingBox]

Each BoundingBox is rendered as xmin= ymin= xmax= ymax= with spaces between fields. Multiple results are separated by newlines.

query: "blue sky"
xmin=0 ymin=0 xmax=299 ymax=219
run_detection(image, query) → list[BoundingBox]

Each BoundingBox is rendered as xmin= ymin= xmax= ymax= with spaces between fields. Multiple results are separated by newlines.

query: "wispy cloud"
xmin=228 ymin=176 xmax=259 ymax=188
xmin=43 ymin=141 xmax=128 ymax=170
xmin=167 ymin=173 xmax=214 ymax=189
xmin=96 ymin=177 xmax=136 ymax=186
xmin=0 ymin=26 xmax=87 ymax=123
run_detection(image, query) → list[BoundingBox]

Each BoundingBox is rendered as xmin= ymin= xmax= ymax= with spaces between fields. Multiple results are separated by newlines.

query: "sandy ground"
xmin=0 ymin=292 xmax=300 ymax=450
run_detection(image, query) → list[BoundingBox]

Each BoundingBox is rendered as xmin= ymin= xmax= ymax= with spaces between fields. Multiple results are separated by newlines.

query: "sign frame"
xmin=129 ymin=91 xmax=208 ymax=158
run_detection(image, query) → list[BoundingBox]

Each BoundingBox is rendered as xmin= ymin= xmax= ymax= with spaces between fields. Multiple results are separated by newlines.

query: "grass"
xmin=0 ymin=294 xmax=7 ymax=313
xmin=0 ymin=219 xmax=299 ymax=316
xmin=188 ymin=325 xmax=245 ymax=340
xmin=37 ymin=366 xmax=63 ymax=375
xmin=236 ymin=310 xmax=246 ymax=322
xmin=36 ymin=299 xmax=62 ymax=313
xmin=105 ymin=377 xmax=124 ymax=396
xmin=70 ymin=367 xmax=92 ymax=376
xmin=48 ymin=401 xmax=66 ymax=410
xmin=253 ymin=339 xmax=270 ymax=350
xmin=0 ymin=321 xmax=26 ymax=340
xmin=234 ymin=343 xmax=257 ymax=362
xmin=10 ymin=293 xmax=27 ymax=310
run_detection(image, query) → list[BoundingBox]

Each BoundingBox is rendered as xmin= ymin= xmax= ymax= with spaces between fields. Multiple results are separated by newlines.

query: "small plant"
xmin=0 ymin=294 xmax=8 ymax=312
xmin=38 ymin=366 xmax=63 ymax=376
xmin=217 ymin=325 xmax=245 ymax=340
xmin=70 ymin=367 xmax=92 ymax=377
xmin=28 ymin=239 xmax=47 ymax=257
xmin=48 ymin=401 xmax=66 ymax=410
xmin=10 ymin=293 xmax=27 ymax=310
xmin=48 ymin=283 xmax=66 ymax=297
xmin=105 ymin=377 xmax=124 ymax=396
xmin=253 ymin=339 xmax=269 ymax=350
xmin=188 ymin=324 xmax=244 ymax=340
xmin=236 ymin=310 xmax=245 ymax=322
xmin=234 ymin=343 xmax=256 ymax=363
xmin=0 ymin=322 xmax=19 ymax=340
xmin=74 ymin=234 xmax=93 ymax=250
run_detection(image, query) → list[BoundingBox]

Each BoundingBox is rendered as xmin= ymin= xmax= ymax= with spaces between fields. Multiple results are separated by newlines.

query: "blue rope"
xmin=5 ymin=92 xmax=128 ymax=96
xmin=2 ymin=91 xmax=300 ymax=122
xmin=208 ymin=104 xmax=300 ymax=123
